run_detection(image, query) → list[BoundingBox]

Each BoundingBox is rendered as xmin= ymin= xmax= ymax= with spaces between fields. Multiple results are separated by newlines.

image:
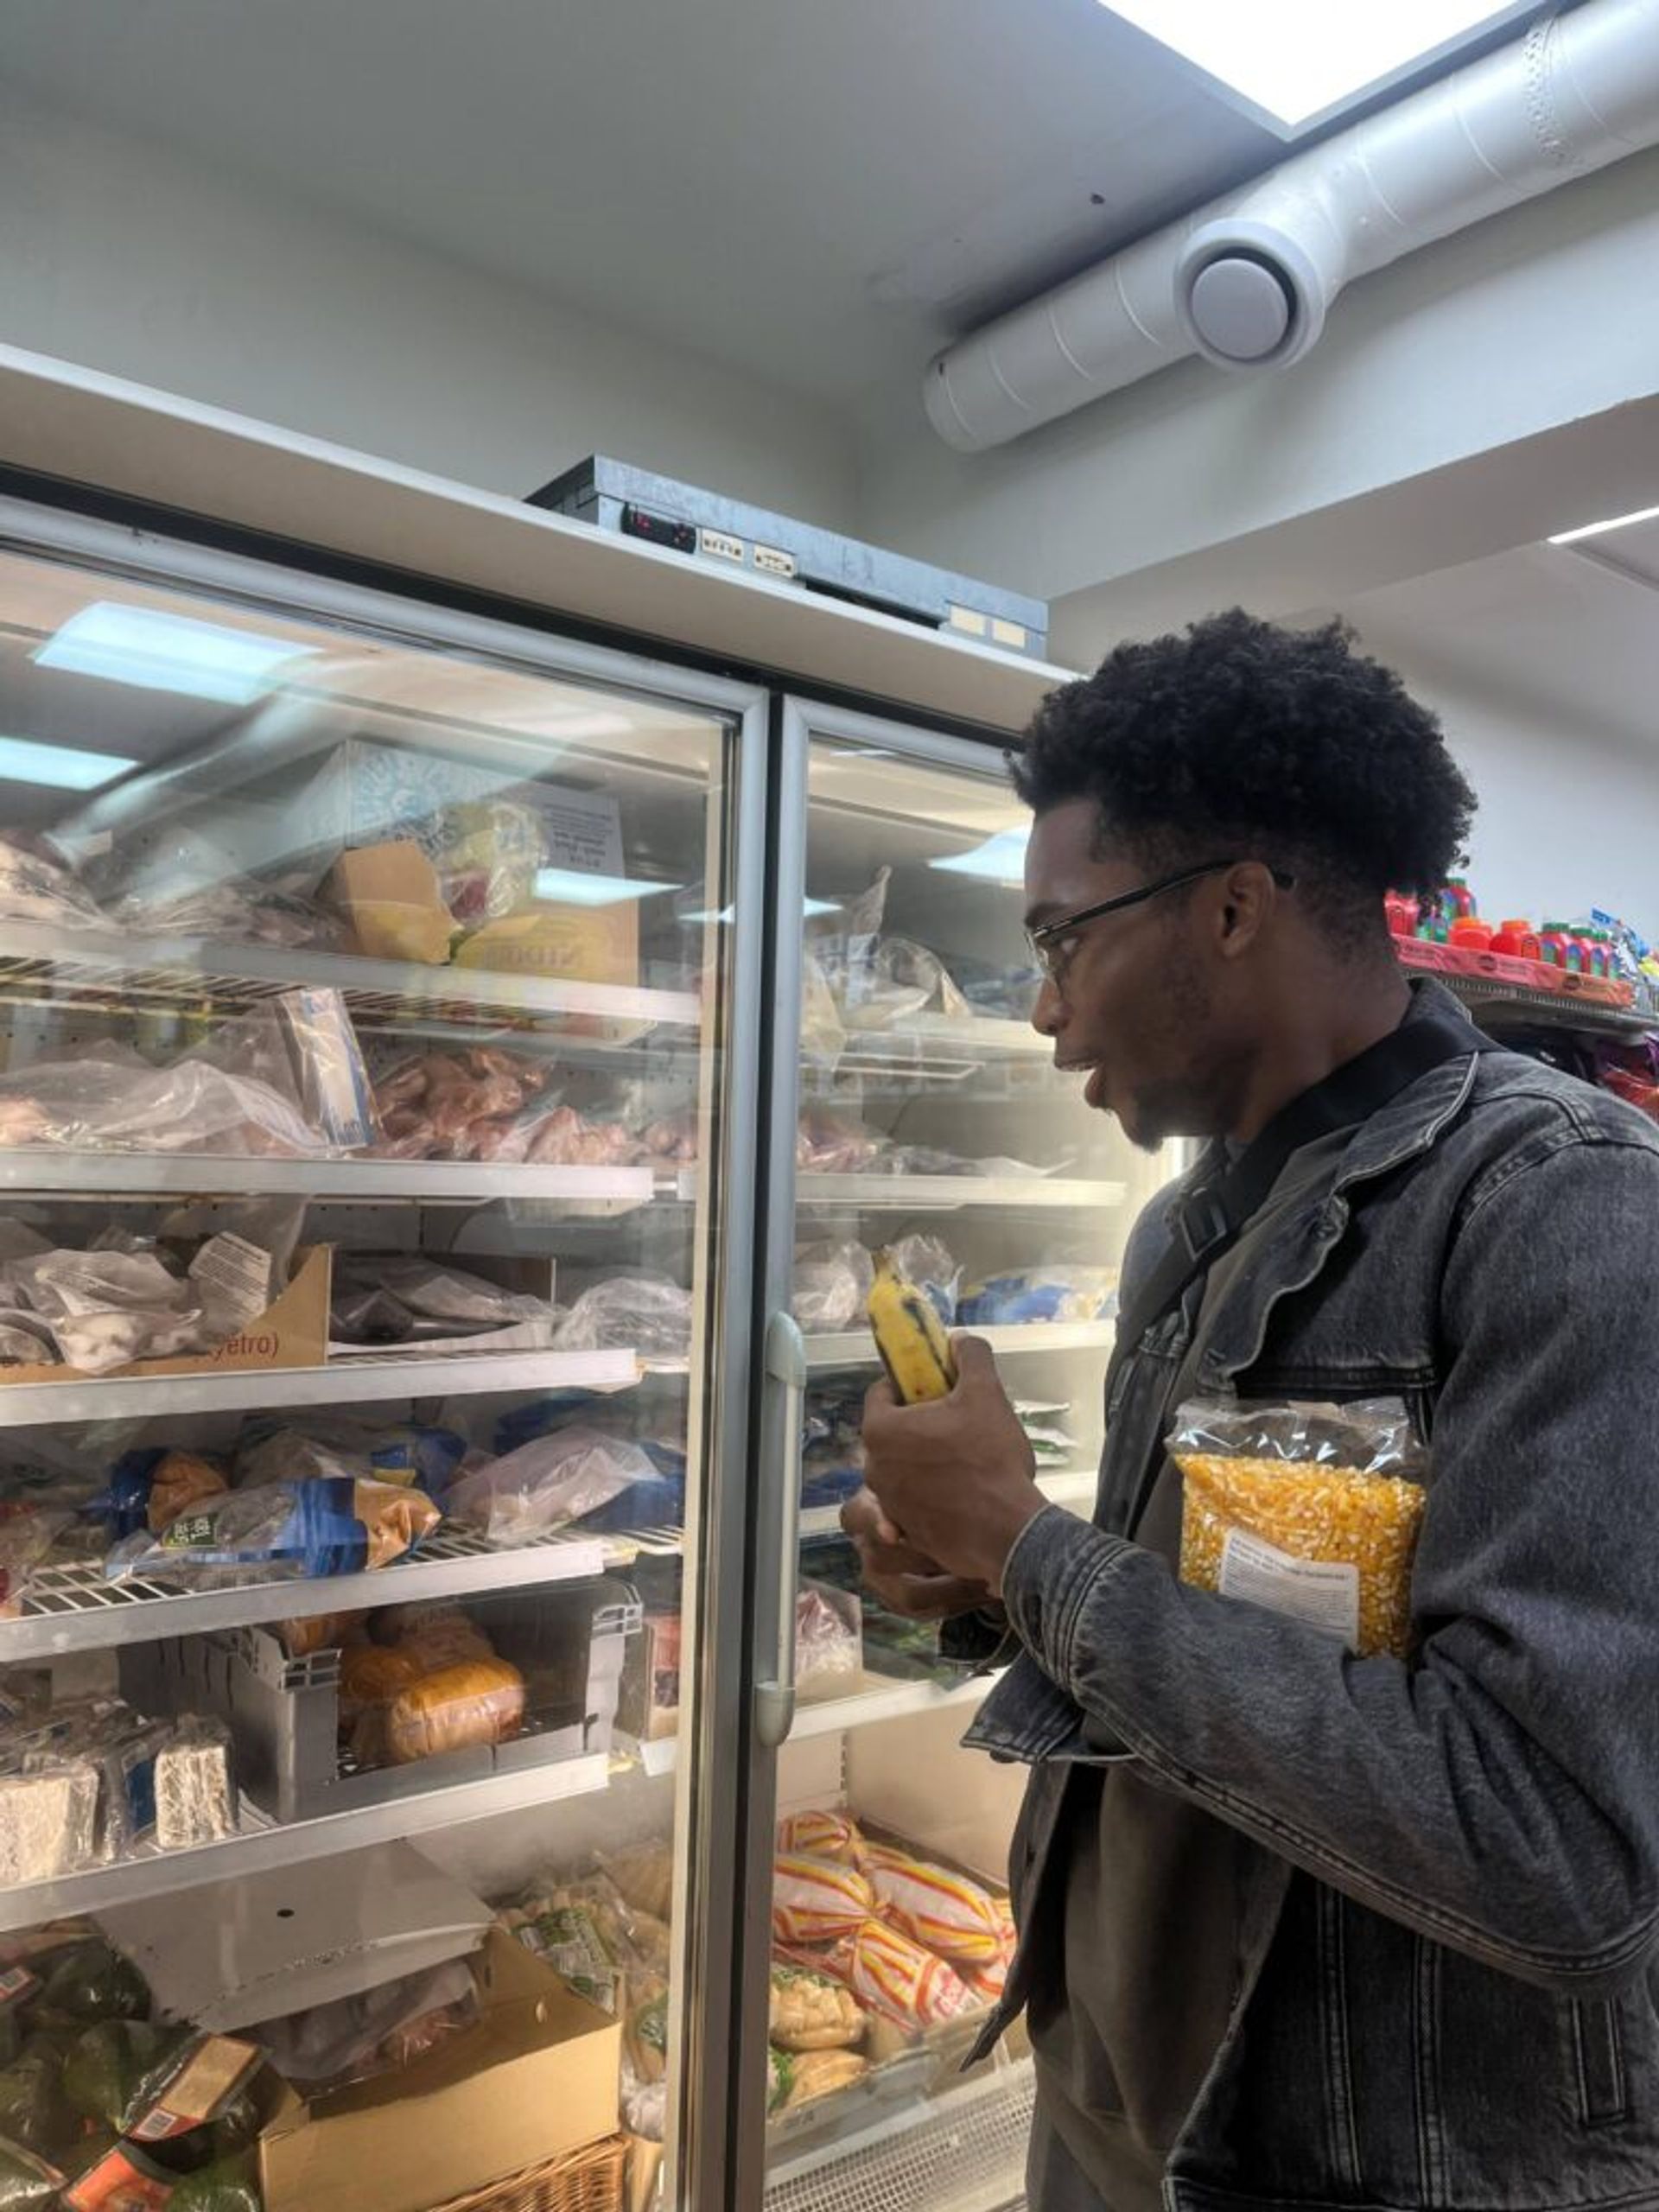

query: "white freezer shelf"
xmin=0 ymin=1524 xmax=632 ymax=1662
xmin=0 ymin=1150 xmax=658 ymax=1210
xmin=804 ymin=1320 xmax=1116 ymax=1370
xmin=798 ymin=1468 xmax=1093 ymax=1542
xmin=791 ymin=1669 xmax=996 ymax=1738
xmin=0 ymin=1751 xmax=612 ymax=1935
xmin=0 ymin=919 xmax=701 ymax=1041
xmin=793 ymin=1173 xmax=1125 ymax=1214
xmin=0 ymin=1344 xmax=641 ymax=1428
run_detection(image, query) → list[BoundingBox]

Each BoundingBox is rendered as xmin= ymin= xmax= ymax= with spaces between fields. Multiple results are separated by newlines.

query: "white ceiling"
xmin=0 ymin=0 xmax=1284 ymax=409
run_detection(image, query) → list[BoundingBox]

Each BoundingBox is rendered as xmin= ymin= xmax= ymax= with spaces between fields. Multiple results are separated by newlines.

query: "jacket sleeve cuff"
xmin=939 ymin=1607 xmax=1017 ymax=1671
xmin=1001 ymin=1503 xmax=1134 ymax=1683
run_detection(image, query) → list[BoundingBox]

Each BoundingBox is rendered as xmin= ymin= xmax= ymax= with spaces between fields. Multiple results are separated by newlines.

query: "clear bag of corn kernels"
xmin=1168 ymin=1398 xmax=1427 ymax=1659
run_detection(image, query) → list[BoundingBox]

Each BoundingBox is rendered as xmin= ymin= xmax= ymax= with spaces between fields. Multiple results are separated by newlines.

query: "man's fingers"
xmin=948 ymin=1332 xmax=996 ymax=1382
xmin=868 ymin=1571 xmax=991 ymax=1622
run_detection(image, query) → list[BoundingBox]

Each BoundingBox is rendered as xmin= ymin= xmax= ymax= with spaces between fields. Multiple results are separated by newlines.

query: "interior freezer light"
xmin=684 ymin=896 xmax=840 ymax=923
xmin=928 ymin=825 xmax=1030 ymax=885
xmin=1548 ymin=502 xmax=1659 ymax=546
xmin=1098 ymin=1 xmax=1525 ymax=131
xmin=0 ymin=736 xmax=139 ymax=791
xmin=35 ymin=602 xmax=315 ymax=704
xmin=533 ymin=868 xmax=681 ymax=907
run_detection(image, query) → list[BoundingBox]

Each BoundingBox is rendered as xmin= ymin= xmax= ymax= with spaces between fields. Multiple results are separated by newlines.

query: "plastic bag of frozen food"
xmin=886 ymin=1235 xmax=959 ymax=1325
xmin=805 ymin=869 xmax=890 ymax=1016
xmin=0 ymin=1761 xmax=101 ymax=1887
xmin=0 ymin=2135 xmax=63 ymax=2209
xmin=234 ymin=1417 xmax=466 ymax=1497
xmin=798 ymin=950 xmax=847 ymax=1075
xmin=111 ymin=873 xmax=341 ymax=950
xmin=250 ymin=1955 xmax=478 ymax=2093
xmin=377 ymin=1657 xmax=526 ymax=1765
xmin=795 ymin=1108 xmax=886 ymax=1175
xmin=430 ymin=798 xmax=547 ymax=925
xmin=865 ymin=936 xmax=970 ymax=1025
xmin=553 ymin=1275 xmax=692 ymax=1358
xmin=105 ymin=1478 xmax=440 ymax=1587
xmin=957 ymin=1266 xmax=1118 ymax=1325
xmin=791 ymin=1243 xmax=873 ymax=1335
xmin=448 ymin=1428 xmax=656 ymax=1542
xmin=0 ymin=1509 xmax=73 ymax=1618
xmin=0 ymin=835 xmax=108 ymax=931
xmin=331 ymin=1257 xmax=550 ymax=1345
xmin=795 ymin=1583 xmax=861 ymax=1702
xmin=1168 ymin=1397 xmax=1427 ymax=1660
xmin=8 ymin=1251 xmax=206 ymax=1376
xmin=0 ymin=1052 xmax=325 ymax=1161
xmin=101 ymin=1451 xmax=228 ymax=1540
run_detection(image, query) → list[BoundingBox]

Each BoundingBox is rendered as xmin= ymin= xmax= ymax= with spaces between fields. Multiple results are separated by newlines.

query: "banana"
xmin=867 ymin=1249 xmax=957 ymax=1402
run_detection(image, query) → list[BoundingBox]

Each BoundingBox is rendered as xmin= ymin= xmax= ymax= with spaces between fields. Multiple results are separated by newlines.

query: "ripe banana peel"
xmin=867 ymin=1249 xmax=957 ymax=1403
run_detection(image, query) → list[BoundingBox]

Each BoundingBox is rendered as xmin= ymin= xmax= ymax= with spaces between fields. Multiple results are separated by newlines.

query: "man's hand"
xmin=839 ymin=1488 xmax=993 ymax=1620
xmin=859 ymin=1335 xmax=1047 ymax=1596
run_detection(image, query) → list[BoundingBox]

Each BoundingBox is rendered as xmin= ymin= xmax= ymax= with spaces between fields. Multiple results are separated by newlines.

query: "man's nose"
xmin=1030 ymin=975 xmax=1063 ymax=1037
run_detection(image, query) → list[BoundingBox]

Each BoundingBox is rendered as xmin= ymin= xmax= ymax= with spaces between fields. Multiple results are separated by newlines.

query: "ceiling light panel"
xmin=1100 ymin=1 xmax=1534 ymax=130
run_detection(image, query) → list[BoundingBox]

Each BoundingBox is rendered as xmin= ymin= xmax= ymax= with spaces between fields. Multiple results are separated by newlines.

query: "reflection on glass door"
xmin=758 ymin=714 xmax=1176 ymax=2212
xmin=0 ymin=518 xmax=763 ymax=2212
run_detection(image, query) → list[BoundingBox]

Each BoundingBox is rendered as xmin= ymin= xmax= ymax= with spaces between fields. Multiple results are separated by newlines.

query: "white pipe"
xmin=924 ymin=0 xmax=1659 ymax=452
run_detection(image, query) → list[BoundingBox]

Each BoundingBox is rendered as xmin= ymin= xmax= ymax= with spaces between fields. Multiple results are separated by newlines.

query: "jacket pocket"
xmin=1570 ymin=1996 xmax=1630 ymax=2127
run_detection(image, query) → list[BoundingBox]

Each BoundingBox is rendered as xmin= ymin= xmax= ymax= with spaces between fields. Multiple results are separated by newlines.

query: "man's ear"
xmin=1213 ymin=860 xmax=1282 ymax=963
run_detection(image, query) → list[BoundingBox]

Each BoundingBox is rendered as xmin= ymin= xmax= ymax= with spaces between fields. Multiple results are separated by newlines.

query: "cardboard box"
xmin=258 ymin=1927 xmax=620 ymax=2212
xmin=327 ymin=841 xmax=457 ymax=964
xmin=0 ymin=1245 xmax=331 ymax=1389
xmin=452 ymin=900 xmax=639 ymax=990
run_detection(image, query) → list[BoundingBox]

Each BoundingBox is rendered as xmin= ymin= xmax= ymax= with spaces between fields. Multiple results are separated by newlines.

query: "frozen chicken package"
xmin=1168 ymin=1397 xmax=1427 ymax=1659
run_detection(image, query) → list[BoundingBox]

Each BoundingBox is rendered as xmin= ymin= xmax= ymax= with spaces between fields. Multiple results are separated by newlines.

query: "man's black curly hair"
xmin=1011 ymin=609 xmax=1477 ymax=946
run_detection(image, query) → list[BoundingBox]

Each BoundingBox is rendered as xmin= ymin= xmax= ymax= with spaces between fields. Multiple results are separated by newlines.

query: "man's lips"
xmin=1055 ymin=1059 xmax=1109 ymax=1109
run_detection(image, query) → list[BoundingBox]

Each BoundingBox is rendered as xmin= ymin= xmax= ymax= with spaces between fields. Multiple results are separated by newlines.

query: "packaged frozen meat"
xmin=330 ymin=1256 xmax=551 ymax=1346
xmin=553 ymin=1275 xmax=692 ymax=1358
xmin=0 ymin=1049 xmax=327 ymax=1162
xmin=776 ymin=1810 xmax=863 ymax=1865
xmin=0 ymin=833 xmax=108 ymax=931
xmin=249 ymin=1955 xmax=478 ymax=2094
xmin=795 ymin=1583 xmax=861 ymax=1702
xmin=771 ymin=1856 xmax=874 ymax=1947
xmin=795 ymin=1108 xmax=886 ymax=1174
xmin=885 ymin=1234 xmax=959 ymax=1325
xmin=275 ymin=987 xmax=378 ymax=1153
xmin=957 ymin=1265 xmax=1119 ymax=1325
xmin=430 ymin=798 xmax=547 ymax=925
xmin=791 ymin=1241 xmax=874 ymax=1335
xmin=448 ymin=1427 xmax=656 ymax=1542
xmin=826 ymin=1918 xmax=973 ymax=2032
xmin=235 ymin=1415 xmax=466 ymax=1497
xmin=860 ymin=1842 xmax=1005 ymax=1965
xmin=105 ymin=1478 xmax=440 ymax=1588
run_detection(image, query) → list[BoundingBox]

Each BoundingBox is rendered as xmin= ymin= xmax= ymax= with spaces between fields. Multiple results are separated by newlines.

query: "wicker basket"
xmin=428 ymin=2133 xmax=631 ymax=2212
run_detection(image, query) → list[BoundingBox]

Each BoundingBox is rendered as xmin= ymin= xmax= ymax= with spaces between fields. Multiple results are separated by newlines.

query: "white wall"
xmin=0 ymin=85 xmax=859 ymax=531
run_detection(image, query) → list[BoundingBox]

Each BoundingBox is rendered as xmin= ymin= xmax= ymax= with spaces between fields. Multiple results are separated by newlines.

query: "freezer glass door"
xmin=0 ymin=515 xmax=766 ymax=2212
xmin=754 ymin=710 xmax=1180 ymax=2211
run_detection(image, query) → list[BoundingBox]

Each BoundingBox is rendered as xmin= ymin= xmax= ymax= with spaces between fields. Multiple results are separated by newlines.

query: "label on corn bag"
xmin=1218 ymin=1530 xmax=1358 ymax=1645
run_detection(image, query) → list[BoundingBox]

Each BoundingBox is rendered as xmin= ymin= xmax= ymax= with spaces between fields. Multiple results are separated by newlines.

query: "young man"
xmin=849 ymin=610 xmax=1659 ymax=2211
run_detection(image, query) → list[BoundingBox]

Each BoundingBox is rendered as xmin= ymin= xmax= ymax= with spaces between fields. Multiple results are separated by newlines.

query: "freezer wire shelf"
xmin=766 ymin=2056 xmax=1035 ymax=2212
xmin=0 ymin=1516 xmax=685 ymax=1661
xmin=0 ymin=921 xmax=702 ymax=1044
xmin=790 ymin=1670 xmax=995 ymax=1739
xmin=0 ymin=1746 xmax=613 ymax=1935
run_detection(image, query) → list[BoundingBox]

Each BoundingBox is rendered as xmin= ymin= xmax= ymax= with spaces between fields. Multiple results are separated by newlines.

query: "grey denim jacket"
xmin=963 ymin=984 xmax=1659 ymax=2210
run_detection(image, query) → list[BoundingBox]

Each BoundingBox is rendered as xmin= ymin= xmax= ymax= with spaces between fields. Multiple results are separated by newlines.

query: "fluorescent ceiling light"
xmin=533 ymin=867 xmax=680 ymax=908
xmin=1548 ymin=502 xmax=1659 ymax=547
xmin=36 ymin=602 xmax=314 ymax=704
xmin=0 ymin=736 xmax=138 ymax=791
xmin=1099 ymin=1 xmax=1524 ymax=130
xmin=929 ymin=826 xmax=1029 ymax=886
xmin=683 ymin=896 xmax=839 ymax=924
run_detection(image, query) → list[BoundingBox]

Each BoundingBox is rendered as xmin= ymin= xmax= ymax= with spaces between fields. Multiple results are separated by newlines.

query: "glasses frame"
xmin=1025 ymin=857 xmax=1295 ymax=983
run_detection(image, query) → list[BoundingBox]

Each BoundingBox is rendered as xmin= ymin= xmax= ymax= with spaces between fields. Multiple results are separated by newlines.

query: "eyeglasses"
xmin=1024 ymin=858 xmax=1295 ymax=987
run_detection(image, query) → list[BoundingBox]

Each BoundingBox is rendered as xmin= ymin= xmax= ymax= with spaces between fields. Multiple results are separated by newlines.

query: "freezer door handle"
xmin=755 ymin=1310 xmax=807 ymax=1748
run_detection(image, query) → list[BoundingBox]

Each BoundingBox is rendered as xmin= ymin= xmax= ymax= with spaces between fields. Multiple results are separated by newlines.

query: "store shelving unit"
xmin=795 ymin=1172 xmax=1124 ymax=1214
xmin=1431 ymin=971 xmax=1654 ymax=1039
xmin=0 ymin=1149 xmax=661 ymax=1207
xmin=804 ymin=1319 xmax=1116 ymax=1370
